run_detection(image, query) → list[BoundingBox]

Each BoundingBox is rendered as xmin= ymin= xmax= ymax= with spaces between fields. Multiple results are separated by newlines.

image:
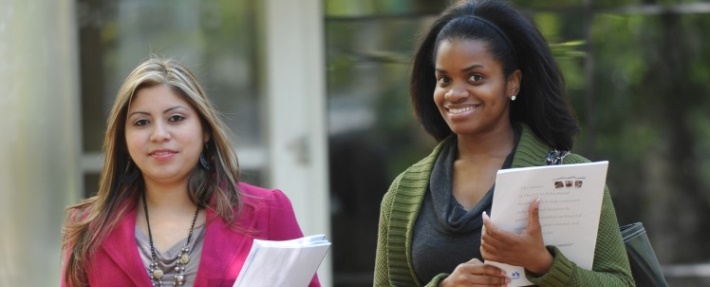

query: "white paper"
xmin=233 ymin=234 xmax=331 ymax=287
xmin=486 ymin=161 xmax=608 ymax=286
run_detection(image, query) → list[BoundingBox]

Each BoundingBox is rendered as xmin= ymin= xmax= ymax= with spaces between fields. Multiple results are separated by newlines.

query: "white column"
xmin=262 ymin=0 xmax=331 ymax=285
xmin=0 ymin=0 xmax=81 ymax=286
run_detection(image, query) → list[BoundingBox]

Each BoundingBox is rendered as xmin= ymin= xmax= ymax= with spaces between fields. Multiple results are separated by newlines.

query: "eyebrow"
xmin=435 ymin=64 xmax=484 ymax=73
xmin=128 ymin=106 xmax=187 ymax=117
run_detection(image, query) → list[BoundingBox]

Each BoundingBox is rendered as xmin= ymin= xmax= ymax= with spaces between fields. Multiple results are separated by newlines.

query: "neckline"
xmin=135 ymin=223 xmax=206 ymax=255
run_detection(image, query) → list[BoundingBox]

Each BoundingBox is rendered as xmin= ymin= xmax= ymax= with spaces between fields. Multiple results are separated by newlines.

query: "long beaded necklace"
xmin=142 ymin=192 xmax=200 ymax=286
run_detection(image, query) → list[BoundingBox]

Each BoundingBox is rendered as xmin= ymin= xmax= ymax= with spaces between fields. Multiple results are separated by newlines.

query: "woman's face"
xmin=433 ymin=38 xmax=519 ymax=137
xmin=125 ymin=84 xmax=207 ymax=186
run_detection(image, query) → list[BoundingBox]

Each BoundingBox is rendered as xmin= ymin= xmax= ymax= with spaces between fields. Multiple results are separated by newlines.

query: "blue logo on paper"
xmin=511 ymin=272 xmax=520 ymax=279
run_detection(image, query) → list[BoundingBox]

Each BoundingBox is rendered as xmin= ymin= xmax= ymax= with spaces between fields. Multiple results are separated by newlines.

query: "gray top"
xmin=411 ymin=126 xmax=519 ymax=283
xmin=135 ymin=222 xmax=206 ymax=286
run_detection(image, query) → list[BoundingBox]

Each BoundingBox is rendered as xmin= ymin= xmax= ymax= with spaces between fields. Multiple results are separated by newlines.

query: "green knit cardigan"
xmin=373 ymin=126 xmax=634 ymax=286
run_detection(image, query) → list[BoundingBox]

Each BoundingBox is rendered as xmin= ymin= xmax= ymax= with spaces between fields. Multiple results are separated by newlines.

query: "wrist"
xmin=527 ymin=248 xmax=553 ymax=275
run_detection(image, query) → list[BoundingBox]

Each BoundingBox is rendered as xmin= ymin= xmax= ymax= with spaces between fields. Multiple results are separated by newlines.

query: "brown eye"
xmin=468 ymin=74 xmax=483 ymax=82
xmin=437 ymin=76 xmax=450 ymax=86
xmin=134 ymin=119 xmax=149 ymax=126
xmin=168 ymin=115 xmax=185 ymax=122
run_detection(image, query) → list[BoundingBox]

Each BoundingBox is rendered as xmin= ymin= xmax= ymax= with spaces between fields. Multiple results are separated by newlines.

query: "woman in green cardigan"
xmin=373 ymin=0 xmax=634 ymax=286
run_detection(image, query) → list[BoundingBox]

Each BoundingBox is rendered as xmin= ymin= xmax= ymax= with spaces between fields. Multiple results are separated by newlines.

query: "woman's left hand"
xmin=480 ymin=198 xmax=553 ymax=275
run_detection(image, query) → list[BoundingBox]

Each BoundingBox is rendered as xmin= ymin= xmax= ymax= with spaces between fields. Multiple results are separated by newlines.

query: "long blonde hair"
xmin=62 ymin=58 xmax=242 ymax=286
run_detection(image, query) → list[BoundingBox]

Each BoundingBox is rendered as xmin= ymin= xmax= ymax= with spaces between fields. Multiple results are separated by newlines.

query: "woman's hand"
xmin=480 ymin=198 xmax=553 ymax=275
xmin=439 ymin=258 xmax=509 ymax=287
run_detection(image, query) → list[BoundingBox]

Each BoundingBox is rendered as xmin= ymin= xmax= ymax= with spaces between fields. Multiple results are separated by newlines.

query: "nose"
xmin=444 ymin=85 xmax=468 ymax=102
xmin=149 ymin=122 xmax=171 ymax=142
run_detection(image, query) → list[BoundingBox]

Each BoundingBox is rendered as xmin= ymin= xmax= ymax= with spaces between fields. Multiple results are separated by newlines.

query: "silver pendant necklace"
xmin=142 ymin=192 xmax=200 ymax=286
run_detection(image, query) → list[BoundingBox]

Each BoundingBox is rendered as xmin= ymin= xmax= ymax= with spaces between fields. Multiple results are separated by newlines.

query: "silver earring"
xmin=510 ymin=95 xmax=517 ymax=101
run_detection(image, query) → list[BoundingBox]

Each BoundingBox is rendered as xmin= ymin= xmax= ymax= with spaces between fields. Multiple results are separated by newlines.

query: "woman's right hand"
xmin=439 ymin=258 xmax=510 ymax=287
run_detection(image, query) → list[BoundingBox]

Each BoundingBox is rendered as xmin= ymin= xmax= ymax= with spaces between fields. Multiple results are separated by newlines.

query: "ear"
xmin=203 ymin=131 xmax=211 ymax=145
xmin=506 ymin=69 xmax=522 ymax=99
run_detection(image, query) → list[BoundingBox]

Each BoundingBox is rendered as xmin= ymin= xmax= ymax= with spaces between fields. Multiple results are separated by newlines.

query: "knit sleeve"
xmin=374 ymin=173 xmax=449 ymax=287
xmin=526 ymin=155 xmax=634 ymax=286
xmin=374 ymin=174 xmax=399 ymax=286
xmin=424 ymin=273 xmax=449 ymax=287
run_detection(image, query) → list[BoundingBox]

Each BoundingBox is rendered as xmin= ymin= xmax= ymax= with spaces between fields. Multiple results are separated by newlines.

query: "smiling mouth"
xmin=149 ymin=150 xmax=177 ymax=156
xmin=447 ymin=105 xmax=477 ymax=114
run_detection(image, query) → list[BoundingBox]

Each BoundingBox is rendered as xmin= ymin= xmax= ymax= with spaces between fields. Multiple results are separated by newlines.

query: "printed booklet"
xmin=486 ymin=161 xmax=609 ymax=286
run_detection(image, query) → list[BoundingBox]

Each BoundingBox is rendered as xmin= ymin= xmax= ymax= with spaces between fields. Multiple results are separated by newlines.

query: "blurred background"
xmin=1 ymin=0 xmax=709 ymax=286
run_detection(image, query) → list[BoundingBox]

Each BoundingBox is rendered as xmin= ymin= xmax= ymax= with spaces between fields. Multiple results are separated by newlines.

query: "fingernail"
xmin=482 ymin=211 xmax=488 ymax=219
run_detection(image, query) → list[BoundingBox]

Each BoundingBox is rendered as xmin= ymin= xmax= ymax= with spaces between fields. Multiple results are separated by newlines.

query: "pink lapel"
xmin=98 ymin=207 xmax=153 ymax=286
xmin=192 ymin=206 xmax=257 ymax=287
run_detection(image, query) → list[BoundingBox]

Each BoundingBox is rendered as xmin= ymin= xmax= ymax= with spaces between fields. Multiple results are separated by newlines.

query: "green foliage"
xmin=325 ymin=0 xmax=445 ymax=17
xmin=325 ymin=0 xmax=710 ymax=274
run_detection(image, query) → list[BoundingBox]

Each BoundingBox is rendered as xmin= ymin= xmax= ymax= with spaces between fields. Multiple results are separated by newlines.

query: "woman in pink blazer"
xmin=61 ymin=58 xmax=319 ymax=287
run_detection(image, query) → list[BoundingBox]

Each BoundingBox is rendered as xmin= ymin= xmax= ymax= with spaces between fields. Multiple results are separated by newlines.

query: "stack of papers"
xmin=233 ymin=234 xmax=331 ymax=287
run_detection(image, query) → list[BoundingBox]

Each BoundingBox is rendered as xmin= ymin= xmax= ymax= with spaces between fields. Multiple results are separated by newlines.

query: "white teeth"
xmin=448 ymin=106 xmax=474 ymax=114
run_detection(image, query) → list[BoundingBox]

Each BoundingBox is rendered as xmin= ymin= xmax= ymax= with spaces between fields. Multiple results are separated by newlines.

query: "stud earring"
xmin=510 ymin=95 xmax=517 ymax=101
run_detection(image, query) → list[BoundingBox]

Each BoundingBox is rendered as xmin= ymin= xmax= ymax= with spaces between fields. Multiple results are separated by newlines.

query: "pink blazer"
xmin=63 ymin=183 xmax=320 ymax=287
